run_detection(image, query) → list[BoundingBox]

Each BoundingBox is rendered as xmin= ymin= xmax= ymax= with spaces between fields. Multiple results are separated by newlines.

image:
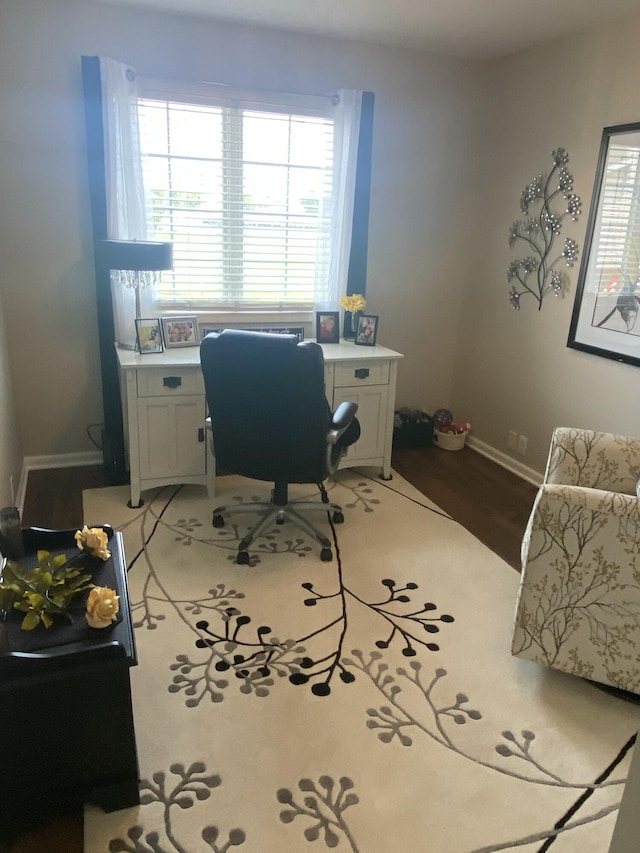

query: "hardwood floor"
xmin=4 ymin=446 xmax=537 ymax=851
xmin=392 ymin=444 xmax=538 ymax=571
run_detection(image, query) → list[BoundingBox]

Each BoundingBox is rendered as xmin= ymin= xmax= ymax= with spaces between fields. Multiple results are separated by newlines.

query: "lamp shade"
xmin=101 ymin=239 xmax=173 ymax=272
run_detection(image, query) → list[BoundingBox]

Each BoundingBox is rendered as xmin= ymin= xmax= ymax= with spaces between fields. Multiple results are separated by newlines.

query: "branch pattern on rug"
xmin=190 ymin=572 xmax=454 ymax=699
xmin=102 ymin=475 xmax=640 ymax=853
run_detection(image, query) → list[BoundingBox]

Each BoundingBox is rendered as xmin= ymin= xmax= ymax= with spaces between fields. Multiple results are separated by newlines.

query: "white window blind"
xmin=137 ymin=82 xmax=337 ymax=310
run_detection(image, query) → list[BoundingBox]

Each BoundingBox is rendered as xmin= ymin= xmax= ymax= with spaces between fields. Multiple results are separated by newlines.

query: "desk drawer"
xmin=137 ymin=367 xmax=204 ymax=397
xmin=333 ymin=360 xmax=389 ymax=387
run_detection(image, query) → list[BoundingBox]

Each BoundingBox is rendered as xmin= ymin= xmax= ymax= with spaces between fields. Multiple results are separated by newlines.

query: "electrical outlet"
xmin=517 ymin=434 xmax=528 ymax=456
xmin=508 ymin=430 xmax=518 ymax=451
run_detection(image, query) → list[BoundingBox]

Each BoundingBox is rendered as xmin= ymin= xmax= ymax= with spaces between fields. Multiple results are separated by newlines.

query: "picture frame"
xmin=200 ymin=326 xmax=305 ymax=342
xmin=135 ymin=318 xmax=164 ymax=354
xmin=355 ymin=314 xmax=378 ymax=346
xmin=567 ymin=122 xmax=640 ymax=368
xmin=315 ymin=311 xmax=340 ymax=344
xmin=162 ymin=316 xmax=199 ymax=348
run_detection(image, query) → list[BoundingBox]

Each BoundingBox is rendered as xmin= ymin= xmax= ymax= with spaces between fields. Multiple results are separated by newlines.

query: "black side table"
xmin=0 ymin=526 xmax=139 ymax=842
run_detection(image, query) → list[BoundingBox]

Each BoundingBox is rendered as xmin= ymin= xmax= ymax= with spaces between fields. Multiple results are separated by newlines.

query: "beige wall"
xmin=0 ymin=292 xmax=22 ymax=507
xmin=0 ymin=0 xmax=486 ymax=472
xmin=451 ymin=14 xmax=640 ymax=473
xmin=1 ymin=0 xmax=639 ymax=484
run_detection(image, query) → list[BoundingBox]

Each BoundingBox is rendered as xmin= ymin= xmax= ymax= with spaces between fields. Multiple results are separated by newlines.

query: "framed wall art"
xmin=568 ymin=122 xmax=640 ymax=367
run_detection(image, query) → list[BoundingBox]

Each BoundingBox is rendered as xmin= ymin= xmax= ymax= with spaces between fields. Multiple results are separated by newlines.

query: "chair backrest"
xmin=200 ymin=330 xmax=330 ymax=484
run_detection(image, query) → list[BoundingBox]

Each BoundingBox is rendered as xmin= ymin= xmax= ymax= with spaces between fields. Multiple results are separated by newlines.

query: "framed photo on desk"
xmin=135 ymin=318 xmax=164 ymax=353
xmin=355 ymin=314 xmax=378 ymax=346
xmin=315 ymin=312 xmax=340 ymax=343
xmin=162 ymin=316 xmax=199 ymax=347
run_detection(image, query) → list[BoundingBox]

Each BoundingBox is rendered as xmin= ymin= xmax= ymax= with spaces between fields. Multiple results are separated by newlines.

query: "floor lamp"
xmin=101 ymin=238 xmax=173 ymax=345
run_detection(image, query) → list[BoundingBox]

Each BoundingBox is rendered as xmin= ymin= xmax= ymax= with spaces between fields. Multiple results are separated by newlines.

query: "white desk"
xmin=117 ymin=340 xmax=404 ymax=507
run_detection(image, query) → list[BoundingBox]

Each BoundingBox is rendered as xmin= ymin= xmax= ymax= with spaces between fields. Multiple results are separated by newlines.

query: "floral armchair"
xmin=511 ymin=427 xmax=640 ymax=694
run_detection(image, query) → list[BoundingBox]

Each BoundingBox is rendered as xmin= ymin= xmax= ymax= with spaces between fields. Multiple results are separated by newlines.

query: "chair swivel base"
xmin=212 ymin=498 xmax=344 ymax=563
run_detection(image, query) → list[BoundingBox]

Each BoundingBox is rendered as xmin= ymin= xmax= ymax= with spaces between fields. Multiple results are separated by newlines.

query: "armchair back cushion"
xmin=544 ymin=427 xmax=640 ymax=493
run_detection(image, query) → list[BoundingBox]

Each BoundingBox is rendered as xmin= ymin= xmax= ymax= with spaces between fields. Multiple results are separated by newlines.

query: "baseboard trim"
xmin=17 ymin=452 xmax=103 ymax=516
xmin=467 ymin=436 xmax=542 ymax=486
xmin=23 ymin=451 xmax=103 ymax=472
xmin=15 ymin=444 xmax=540 ymax=518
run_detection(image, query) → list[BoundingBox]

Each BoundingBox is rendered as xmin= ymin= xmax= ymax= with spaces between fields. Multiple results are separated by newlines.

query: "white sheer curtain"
xmin=100 ymin=57 xmax=154 ymax=348
xmin=314 ymin=89 xmax=363 ymax=311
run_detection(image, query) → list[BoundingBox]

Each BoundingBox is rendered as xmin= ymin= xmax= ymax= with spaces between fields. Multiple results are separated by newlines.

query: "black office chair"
xmin=200 ymin=330 xmax=359 ymax=563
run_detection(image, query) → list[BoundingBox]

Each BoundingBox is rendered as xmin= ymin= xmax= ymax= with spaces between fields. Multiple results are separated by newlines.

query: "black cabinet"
xmin=0 ymin=527 xmax=139 ymax=841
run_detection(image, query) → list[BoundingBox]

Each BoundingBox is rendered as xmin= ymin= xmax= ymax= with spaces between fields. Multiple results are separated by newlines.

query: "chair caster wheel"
xmin=212 ymin=515 xmax=225 ymax=528
xmin=236 ymin=551 xmax=250 ymax=565
xmin=332 ymin=511 xmax=344 ymax=524
xmin=321 ymin=492 xmax=330 ymax=504
xmin=276 ymin=518 xmax=285 ymax=525
xmin=320 ymin=548 xmax=333 ymax=562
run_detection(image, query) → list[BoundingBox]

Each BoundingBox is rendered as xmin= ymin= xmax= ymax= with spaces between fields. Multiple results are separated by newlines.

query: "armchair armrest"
xmin=522 ymin=482 xmax=640 ymax=571
xmin=545 ymin=427 xmax=640 ymax=494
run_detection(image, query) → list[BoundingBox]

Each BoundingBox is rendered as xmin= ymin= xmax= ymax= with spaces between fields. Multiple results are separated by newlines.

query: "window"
xmin=137 ymin=81 xmax=341 ymax=312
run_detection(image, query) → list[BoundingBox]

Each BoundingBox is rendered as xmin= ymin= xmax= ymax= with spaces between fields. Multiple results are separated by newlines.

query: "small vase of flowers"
xmin=340 ymin=293 xmax=367 ymax=339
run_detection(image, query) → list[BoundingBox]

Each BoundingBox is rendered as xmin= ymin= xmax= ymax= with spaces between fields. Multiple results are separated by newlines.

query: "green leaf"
xmin=21 ymin=611 xmax=41 ymax=630
xmin=2 ymin=561 xmax=21 ymax=583
xmin=65 ymin=574 xmax=93 ymax=592
xmin=25 ymin=592 xmax=46 ymax=609
xmin=41 ymin=612 xmax=54 ymax=629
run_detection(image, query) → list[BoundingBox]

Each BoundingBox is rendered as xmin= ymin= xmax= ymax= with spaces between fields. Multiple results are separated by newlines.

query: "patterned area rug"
xmin=83 ymin=469 xmax=640 ymax=853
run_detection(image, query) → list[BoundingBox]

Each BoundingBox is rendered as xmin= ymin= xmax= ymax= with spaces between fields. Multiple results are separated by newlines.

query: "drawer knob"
xmin=354 ymin=368 xmax=370 ymax=380
xmin=163 ymin=376 xmax=182 ymax=389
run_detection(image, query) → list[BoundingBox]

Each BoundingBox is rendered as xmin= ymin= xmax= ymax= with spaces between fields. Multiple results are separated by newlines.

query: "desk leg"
xmin=124 ymin=370 xmax=143 ymax=507
xmin=206 ymin=419 xmax=216 ymax=500
xmin=380 ymin=361 xmax=398 ymax=480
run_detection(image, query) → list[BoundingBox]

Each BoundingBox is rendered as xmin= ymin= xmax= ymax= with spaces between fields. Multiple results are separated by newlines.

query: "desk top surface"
xmin=117 ymin=338 xmax=404 ymax=369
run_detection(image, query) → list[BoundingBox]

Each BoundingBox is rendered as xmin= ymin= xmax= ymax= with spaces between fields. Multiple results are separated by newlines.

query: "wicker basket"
xmin=433 ymin=429 xmax=468 ymax=451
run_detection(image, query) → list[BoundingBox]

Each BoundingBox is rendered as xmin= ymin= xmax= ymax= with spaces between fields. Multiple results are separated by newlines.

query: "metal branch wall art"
xmin=507 ymin=148 xmax=581 ymax=310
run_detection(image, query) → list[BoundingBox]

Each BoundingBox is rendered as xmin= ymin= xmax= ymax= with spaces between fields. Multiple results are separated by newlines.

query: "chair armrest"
xmin=329 ymin=401 xmax=358 ymax=440
xmin=522 ymin=482 xmax=640 ymax=570
xmin=545 ymin=427 xmax=640 ymax=493
xmin=538 ymin=482 xmax=639 ymax=514
xmin=326 ymin=401 xmax=358 ymax=475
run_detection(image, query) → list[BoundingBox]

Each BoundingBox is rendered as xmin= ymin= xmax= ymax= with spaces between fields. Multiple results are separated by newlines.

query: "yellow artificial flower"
xmin=74 ymin=526 xmax=111 ymax=561
xmin=340 ymin=293 xmax=367 ymax=313
xmin=86 ymin=586 xmax=120 ymax=628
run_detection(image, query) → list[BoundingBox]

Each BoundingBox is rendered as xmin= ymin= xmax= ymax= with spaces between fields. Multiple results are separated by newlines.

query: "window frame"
xmin=137 ymin=78 xmax=337 ymax=316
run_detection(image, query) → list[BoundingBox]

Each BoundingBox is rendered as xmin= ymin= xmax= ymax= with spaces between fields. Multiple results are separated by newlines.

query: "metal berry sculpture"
xmin=507 ymin=148 xmax=581 ymax=310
